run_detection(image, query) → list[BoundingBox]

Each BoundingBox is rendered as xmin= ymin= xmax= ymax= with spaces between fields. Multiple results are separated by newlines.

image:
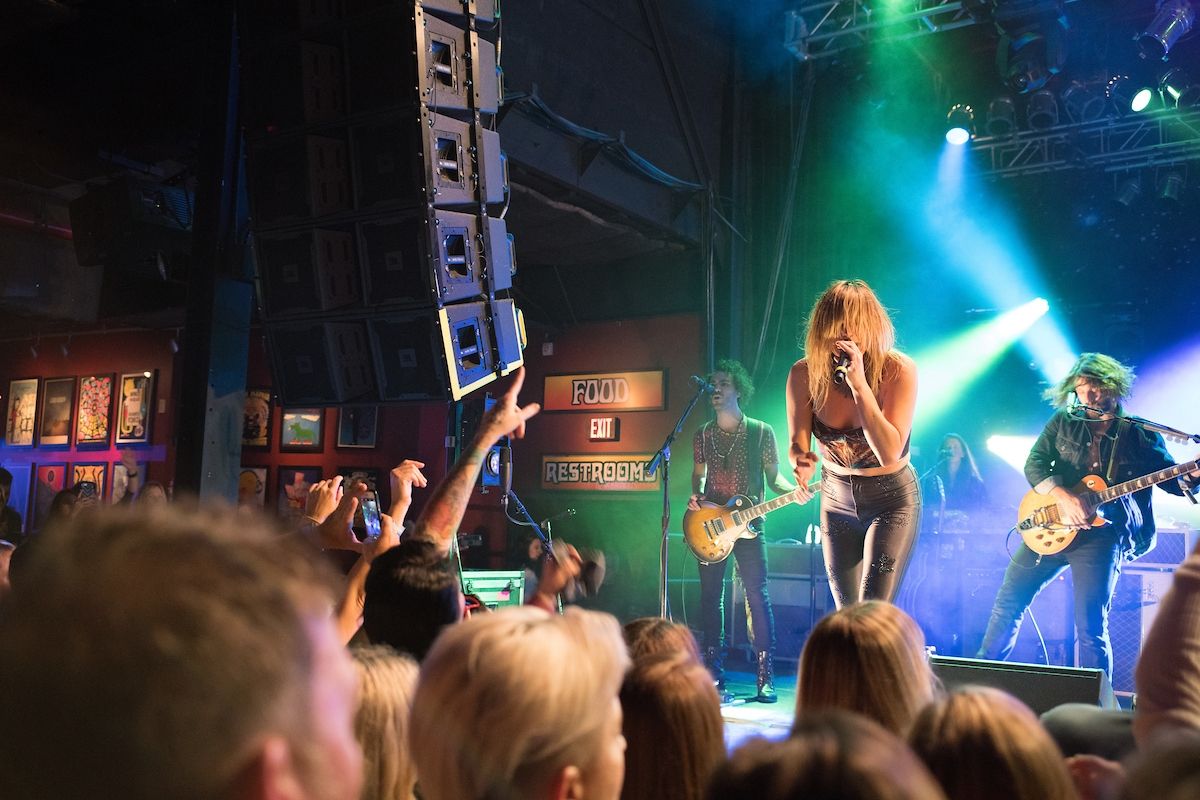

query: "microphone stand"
xmin=647 ymin=381 xmax=711 ymax=619
xmin=506 ymin=488 xmax=563 ymax=612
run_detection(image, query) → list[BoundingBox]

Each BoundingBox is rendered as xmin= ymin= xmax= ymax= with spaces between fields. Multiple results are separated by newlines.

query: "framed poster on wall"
xmin=239 ymin=466 xmax=268 ymax=507
xmin=76 ymin=374 xmax=114 ymax=446
xmin=277 ymin=466 xmax=321 ymax=521
xmin=116 ymin=371 xmax=154 ymax=445
xmin=336 ymin=406 xmax=378 ymax=448
xmin=38 ymin=377 xmax=75 ymax=446
xmin=280 ymin=409 xmax=324 ymax=452
xmin=5 ymin=378 xmax=39 ymax=446
xmin=71 ymin=462 xmax=108 ymax=503
xmin=242 ymin=389 xmax=272 ymax=448
xmin=32 ymin=463 xmax=66 ymax=530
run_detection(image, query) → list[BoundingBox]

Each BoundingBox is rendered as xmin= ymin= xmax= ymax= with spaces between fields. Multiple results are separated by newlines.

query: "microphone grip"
xmin=832 ymin=355 xmax=851 ymax=386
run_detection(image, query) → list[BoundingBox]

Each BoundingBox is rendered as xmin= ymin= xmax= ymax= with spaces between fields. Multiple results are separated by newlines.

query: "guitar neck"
xmin=1087 ymin=459 xmax=1200 ymax=505
xmin=732 ymin=481 xmax=819 ymax=526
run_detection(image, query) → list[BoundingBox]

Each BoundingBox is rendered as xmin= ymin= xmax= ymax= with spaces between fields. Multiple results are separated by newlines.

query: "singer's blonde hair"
xmin=803 ymin=279 xmax=900 ymax=413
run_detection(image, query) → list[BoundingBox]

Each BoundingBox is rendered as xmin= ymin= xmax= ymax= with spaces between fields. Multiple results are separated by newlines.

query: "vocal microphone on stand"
xmin=832 ymin=354 xmax=852 ymax=386
xmin=690 ymin=375 xmax=716 ymax=393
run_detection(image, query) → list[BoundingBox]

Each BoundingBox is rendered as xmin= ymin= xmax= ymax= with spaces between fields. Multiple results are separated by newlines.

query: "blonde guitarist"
xmin=686 ymin=359 xmax=807 ymax=704
xmin=977 ymin=352 xmax=1200 ymax=678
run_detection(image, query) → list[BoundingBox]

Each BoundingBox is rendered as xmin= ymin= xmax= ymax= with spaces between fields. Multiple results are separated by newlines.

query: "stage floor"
xmin=719 ymin=667 xmax=797 ymax=751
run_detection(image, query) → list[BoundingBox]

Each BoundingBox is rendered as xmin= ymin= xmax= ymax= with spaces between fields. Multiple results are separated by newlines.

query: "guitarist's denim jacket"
xmin=1025 ymin=408 xmax=1196 ymax=561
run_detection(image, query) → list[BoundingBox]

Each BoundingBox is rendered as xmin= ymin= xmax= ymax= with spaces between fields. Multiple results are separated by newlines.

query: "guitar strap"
xmin=744 ymin=417 xmax=766 ymax=505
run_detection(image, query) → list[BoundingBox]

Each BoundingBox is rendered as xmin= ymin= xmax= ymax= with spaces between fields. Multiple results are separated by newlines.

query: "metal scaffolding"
xmin=785 ymin=0 xmax=1081 ymax=61
xmin=969 ymin=109 xmax=1200 ymax=178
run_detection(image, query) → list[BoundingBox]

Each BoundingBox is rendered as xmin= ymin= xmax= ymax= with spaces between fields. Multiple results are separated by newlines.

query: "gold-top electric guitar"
xmin=1017 ymin=456 xmax=1200 ymax=556
xmin=683 ymin=482 xmax=819 ymax=564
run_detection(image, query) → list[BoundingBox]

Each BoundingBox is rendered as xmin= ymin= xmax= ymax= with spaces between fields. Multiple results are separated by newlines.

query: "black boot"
xmin=755 ymin=650 xmax=777 ymax=703
xmin=705 ymin=646 xmax=735 ymax=704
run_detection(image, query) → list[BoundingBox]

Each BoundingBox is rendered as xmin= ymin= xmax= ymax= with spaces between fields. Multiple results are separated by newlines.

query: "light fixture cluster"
xmin=945 ymin=67 xmax=1200 ymax=143
xmin=1114 ymin=167 xmax=1189 ymax=207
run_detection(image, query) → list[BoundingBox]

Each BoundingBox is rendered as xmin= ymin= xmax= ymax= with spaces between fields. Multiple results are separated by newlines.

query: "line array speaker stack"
xmin=240 ymin=0 xmax=524 ymax=403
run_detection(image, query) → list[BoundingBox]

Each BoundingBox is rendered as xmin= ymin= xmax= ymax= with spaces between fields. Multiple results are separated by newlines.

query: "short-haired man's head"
xmin=363 ymin=537 xmax=462 ymax=661
xmin=0 ymin=466 xmax=12 ymax=488
xmin=709 ymin=359 xmax=755 ymax=405
xmin=0 ymin=505 xmax=345 ymax=800
xmin=907 ymin=686 xmax=1076 ymax=800
xmin=797 ymin=601 xmax=938 ymax=736
xmin=1046 ymin=351 xmax=1135 ymax=408
xmin=708 ymin=711 xmax=947 ymax=800
xmin=410 ymin=606 xmax=631 ymax=800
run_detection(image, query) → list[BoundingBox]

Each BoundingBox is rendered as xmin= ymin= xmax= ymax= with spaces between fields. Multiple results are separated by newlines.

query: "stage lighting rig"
xmin=946 ymin=104 xmax=976 ymax=144
xmin=1062 ymin=81 xmax=1107 ymax=122
xmin=1107 ymin=75 xmax=1155 ymax=114
xmin=966 ymin=0 xmax=1069 ymax=93
xmin=1160 ymin=67 xmax=1200 ymax=108
xmin=1137 ymin=0 xmax=1195 ymax=62
xmin=986 ymin=95 xmax=1017 ymax=136
xmin=1027 ymin=89 xmax=1059 ymax=129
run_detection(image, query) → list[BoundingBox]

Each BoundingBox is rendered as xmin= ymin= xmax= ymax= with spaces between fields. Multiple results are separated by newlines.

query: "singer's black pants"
xmin=820 ymin=465 xmax=921 ymax=607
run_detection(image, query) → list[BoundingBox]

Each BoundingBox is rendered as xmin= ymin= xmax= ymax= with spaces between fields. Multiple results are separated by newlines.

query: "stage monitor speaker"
xmin=267 ymin=320 xmax=375 ymax=404
xmin=930 ymin=655 xmax=1117 ymax=715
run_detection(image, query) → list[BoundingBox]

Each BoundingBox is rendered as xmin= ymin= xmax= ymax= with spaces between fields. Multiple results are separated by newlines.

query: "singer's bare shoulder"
xmin=882 ymin=351 xmax=918 ymax=385
xmin=788 ymin=358 xmax=811 ymax=381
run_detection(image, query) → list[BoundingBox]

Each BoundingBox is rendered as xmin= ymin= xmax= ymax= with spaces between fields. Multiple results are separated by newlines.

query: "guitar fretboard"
xmin=1084 ymin=459 xmax=1200 ymax=506
xmin=731 ymin=481 xmax=819 ymax=526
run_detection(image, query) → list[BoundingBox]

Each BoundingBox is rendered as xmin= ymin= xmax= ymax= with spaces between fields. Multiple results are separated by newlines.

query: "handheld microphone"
xmin=498 ymin=445 xmax=512 ymax=506
xmin=691 ymin=375 xmax=717 ymax=393
xmin=832 ymin=354 xmax=851 ymax=386
xmin=938 ymin=447 xmax=953 ymax=457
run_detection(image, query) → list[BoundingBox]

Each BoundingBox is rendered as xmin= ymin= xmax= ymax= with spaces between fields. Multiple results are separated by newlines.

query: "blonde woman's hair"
xmin=352 ymin=646 xmax=420 ymax=800
xmin=803 ymin=279 xmax=898 ymax=413
xmin=907 ymin=686 xmax=1078 ymax=800
xmin=410 ymin=606 xmax=631 ymax=800
xmin=620 ymin=651 xmax=725 ymax=800
xmin=796 ymin=601 xmax=938 ymax=736
xmin=708 ymin=711 xmax=947 ymax=800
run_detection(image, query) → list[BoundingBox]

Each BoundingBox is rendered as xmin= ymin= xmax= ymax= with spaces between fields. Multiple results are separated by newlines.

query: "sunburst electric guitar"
xmin=1017 ymin=456 xmax=1200 ymax=556
xmin=683 ymin=483 xmax=819 ymax=564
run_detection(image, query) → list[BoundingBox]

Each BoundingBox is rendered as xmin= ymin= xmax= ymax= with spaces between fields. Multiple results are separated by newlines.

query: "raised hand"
xmin=477 ymin=367 xmax=540 ymax=446
xmin=389 ymin=459 xmax=428 ymax=518
xmin=304 ymin=476 xmax=343 ymax=524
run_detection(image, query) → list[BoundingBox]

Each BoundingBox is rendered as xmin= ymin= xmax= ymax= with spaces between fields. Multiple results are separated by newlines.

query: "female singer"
xmin=787 ymin=279 xmax=920 ymax=607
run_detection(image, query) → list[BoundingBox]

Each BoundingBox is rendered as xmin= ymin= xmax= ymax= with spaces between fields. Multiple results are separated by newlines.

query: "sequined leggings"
xmin=820 ymin=465 xmax=921 ymax=608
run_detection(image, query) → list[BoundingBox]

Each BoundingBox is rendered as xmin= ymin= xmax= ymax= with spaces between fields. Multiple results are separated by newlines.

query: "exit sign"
xmin=589 ymin=417 xmax=620 ymax=441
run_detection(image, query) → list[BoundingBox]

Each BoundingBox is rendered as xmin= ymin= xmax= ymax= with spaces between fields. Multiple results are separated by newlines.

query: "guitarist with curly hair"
xmin=686 ymin=359 xmax=807 ymax=703
xmin=977 ymin=352 xmax=1200 ymax=678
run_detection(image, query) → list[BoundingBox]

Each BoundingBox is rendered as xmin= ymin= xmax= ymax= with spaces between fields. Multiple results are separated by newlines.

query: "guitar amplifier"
xmin=461 ymin=570 xmax=525 ymax=610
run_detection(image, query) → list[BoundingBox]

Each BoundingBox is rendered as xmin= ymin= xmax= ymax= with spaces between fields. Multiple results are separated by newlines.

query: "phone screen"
xmin=77 ymin=481 xmax=97 ymax=500
xmin=360 ymin=492 xmax=382 ymax=541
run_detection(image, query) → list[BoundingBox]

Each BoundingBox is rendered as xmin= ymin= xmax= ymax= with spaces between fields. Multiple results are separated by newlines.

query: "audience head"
xmin=351 ymin=645 xmax=420 ymax=800
xmin=137 ymin=480 xmax=169 ymax=505
xmin=622 ymin=616 xmax=701 ymax=663
xmin=620 ymin=651 xmax=724 ymax=800
xmin=907 ymin=686 xmax=1076 ymax=800
xmin=796 ymin=601 xmax=937 ymax=735
xmin=0 ymin=505 xmax=362 ymax=800
xmin=410 ymin=605 xmax=630 ymax=800
xmin=708 ymin=711 xmax=946 ymax=800
xmin=45 ymin=485 xmax=80 ymax=525
xmin=363 ymin=536 xmax=462 ymax=660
